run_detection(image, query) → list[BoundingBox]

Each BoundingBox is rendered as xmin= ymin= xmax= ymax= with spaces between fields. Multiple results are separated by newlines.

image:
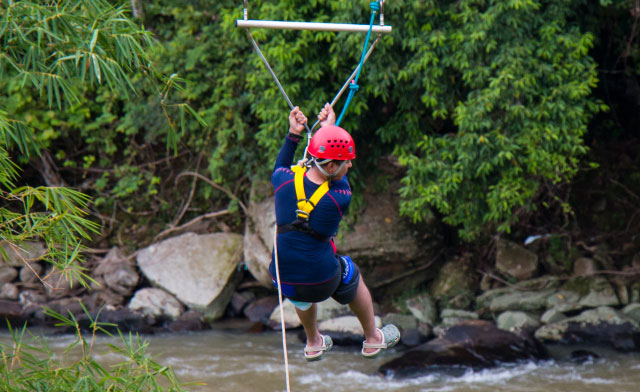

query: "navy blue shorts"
xmin=273 ymin=255 xmax=360 ymax=305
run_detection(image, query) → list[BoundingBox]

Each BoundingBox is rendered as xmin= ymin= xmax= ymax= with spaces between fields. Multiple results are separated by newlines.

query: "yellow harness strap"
xmin=291 ymin=165 xmax=329 ymax=220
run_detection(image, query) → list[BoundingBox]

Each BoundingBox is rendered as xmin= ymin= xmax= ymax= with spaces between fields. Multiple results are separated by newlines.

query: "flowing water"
xmin=2 ymin=328 xmax=640 ymax=392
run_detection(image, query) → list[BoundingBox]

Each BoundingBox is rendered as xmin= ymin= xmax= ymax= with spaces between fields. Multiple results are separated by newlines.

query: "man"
xmin=269 ymin=103 xmax=400 ymax=361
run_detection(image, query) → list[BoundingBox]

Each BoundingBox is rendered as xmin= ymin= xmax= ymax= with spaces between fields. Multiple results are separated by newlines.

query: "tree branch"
xmin=153 ymin=209 xmax=230 ymax=241
xmin=176 ymin=171 xmax=248 ymax=216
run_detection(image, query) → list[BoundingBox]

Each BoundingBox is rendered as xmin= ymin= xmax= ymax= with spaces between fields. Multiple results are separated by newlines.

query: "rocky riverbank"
xmin=1 ymin=180 xmax=639 ymax=378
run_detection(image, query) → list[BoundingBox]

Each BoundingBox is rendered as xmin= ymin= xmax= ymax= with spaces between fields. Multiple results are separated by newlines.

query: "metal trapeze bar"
xmin=235 ymin=19 xmax=392 ymax=34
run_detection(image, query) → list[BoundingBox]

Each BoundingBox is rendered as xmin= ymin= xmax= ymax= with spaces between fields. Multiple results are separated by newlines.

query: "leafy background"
xmin=3 ymin=0 xmax=639 ymax=251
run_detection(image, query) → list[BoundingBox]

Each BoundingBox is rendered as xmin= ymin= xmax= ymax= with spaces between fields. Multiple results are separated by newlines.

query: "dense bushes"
xmin=2 ymin=0 xmax=638 ymax=247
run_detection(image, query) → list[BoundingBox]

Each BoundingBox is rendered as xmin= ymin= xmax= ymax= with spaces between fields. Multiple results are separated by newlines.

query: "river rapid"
xmin=2 ymin=328 xmax=640 ymax=392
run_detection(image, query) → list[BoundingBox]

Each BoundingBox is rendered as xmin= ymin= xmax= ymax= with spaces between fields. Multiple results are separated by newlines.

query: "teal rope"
xmin=335 ymin=1 xmax=380 ymax=127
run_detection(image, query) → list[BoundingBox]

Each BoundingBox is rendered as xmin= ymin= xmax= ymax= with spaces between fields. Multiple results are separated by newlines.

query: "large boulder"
xmin=378 ymin=320 xmax=548 ymax=378
xmin=333 ymin=173 xmax=423 ymax=268
xmin=496 ymin=239 xmax=539 ymax=281
xmin=137 ymin=232 xmax=243 ymax=322
xmin=242 ymin=180 xmax=276 ymax=288
xmin=535 ymin=306 xmax=640 ymax=351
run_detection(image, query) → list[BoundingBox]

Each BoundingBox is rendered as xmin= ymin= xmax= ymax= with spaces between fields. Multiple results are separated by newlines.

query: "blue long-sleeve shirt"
xmin=269 ymin=135 xmax=352 ymax=284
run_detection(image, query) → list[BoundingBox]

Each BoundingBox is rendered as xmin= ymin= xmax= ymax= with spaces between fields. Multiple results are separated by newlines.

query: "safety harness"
xmin=277 ymin=165 xmax=332 ymax=242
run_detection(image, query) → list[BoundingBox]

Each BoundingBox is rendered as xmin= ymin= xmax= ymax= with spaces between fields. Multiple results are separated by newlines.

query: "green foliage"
xmin=3 ymin=0 xmax=633 ymax=247
xmin=547 ymin=234 xmax=577 ymax=272
xmin=0 ymin=308 xmax=191 ymax=392
xmin=389 ymin=0 xmax=606 ymax=240
xmin=0 ymin=0 xmax=202 ymax=229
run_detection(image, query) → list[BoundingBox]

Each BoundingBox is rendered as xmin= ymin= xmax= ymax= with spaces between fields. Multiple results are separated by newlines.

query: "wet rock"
xmin=167 ymin=310 xmax=205 ymax=332
xmin=230 ymin=291 xmax=255 ymax=316
xmin=77 ymin=308 xmax=154 ymax=334
xmin=573 ymin=257 xmax=598 ymax=276
xmin=546 ymin=290 xmax=582 ymax=312
xmin=268 ymin=298 xmax=350 ymax=329
xmin=94 ymin=247 xmax=139 ymax=296
xmin=534 ymin=306 xmax=640 ymax=351
xmin=0 ymin=299 xmax=23 ymax=320
xmin=623 ymin=303 xmax=640 ymax=324
xmin=489 ymin=290 xmax=555 ymax=312
xmin=569 ymin=349 xmax=600 ymax=363
xmin=406 ymin=293 xmax=438 ymax=325
xmin=85 ymin=290 xmax=125 ymax=311
xmin=19 ymin=289 xmax=47 ymax=306
xmin=43 ymin=267 xmax=76 ymax=299
xmin=244 ymin=296 xmax=279 ymax=324
xmin=19 ymin=263 xmax=43 ymax=284
xmin=417 ymin=322 xmax=433 ymax=339
xmin=137 ymin=232 xmax=244 ymax=322
xmin=615 ymin=281 xmax=630 ymax=305
xmin=439 ymin=309 xmax=479 ymax=328
xmin=242 ymin=180 xmax=276 ymax=288
xmin=400 ymin=328 xmax=430 ymax=347
xmin=496 ymin=239 xmax=539 ymax=280
xmin=382 ymin=313 xmax=418 ymax=331
xmin=0 ymin=282 xmax=18 ymax=300
xmin=561 ymin=276 xmax=620 ymax=308
xmin=0 ymin=266 xmax=18 ymax=285
xmin=430 ymin=256 xmax=477 ymax=310
xmin=631 ymin=282 xmax=640 ymax=304
xmin=317 ymin=315 xmax=381 ymax=335
xmin=475 ymin=276 xmax=562 ymax=310
xmin=378 ymin=320 xmax=548 ymax=378
xmin=440 ymin=309 xmax=478 ymax=320
xmin=45 ymin=297 xmax=86 ymax=319
xmin=496 ymin=311 xmax=540 ymax=332
xmin=541 ymin=308 xmax=566 ymax=324
xmin=129 ymin=288 xmax=185 ymax=320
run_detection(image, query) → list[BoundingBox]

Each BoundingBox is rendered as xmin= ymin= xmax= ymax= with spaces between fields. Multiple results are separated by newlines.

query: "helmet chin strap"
xmin=312 ymin=158 xmax=347 ymax=180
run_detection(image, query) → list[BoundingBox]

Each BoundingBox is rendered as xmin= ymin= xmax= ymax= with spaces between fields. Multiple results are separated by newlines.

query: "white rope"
xmin=272 ymin=224 xmax=292 ymax=392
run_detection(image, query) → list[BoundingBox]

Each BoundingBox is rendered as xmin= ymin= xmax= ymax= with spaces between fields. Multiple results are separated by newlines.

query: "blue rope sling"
xmin=336 ymin=1 xmax=380 ymax=127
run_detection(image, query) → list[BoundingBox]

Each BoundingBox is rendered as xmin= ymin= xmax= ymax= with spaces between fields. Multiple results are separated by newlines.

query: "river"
xmin=2 ymin=328 xmax=640 ymax=392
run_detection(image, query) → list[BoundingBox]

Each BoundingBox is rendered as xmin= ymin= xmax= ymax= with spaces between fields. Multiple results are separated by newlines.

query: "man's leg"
xmin=348 ymin=275 xmax=383 ymax=354
xmin=295 ymin=303 xmax=325 ymax=354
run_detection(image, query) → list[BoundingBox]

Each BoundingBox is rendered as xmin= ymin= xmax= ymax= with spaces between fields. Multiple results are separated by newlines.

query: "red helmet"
xmin=308 ymin=125 xmax=356 ymax=160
